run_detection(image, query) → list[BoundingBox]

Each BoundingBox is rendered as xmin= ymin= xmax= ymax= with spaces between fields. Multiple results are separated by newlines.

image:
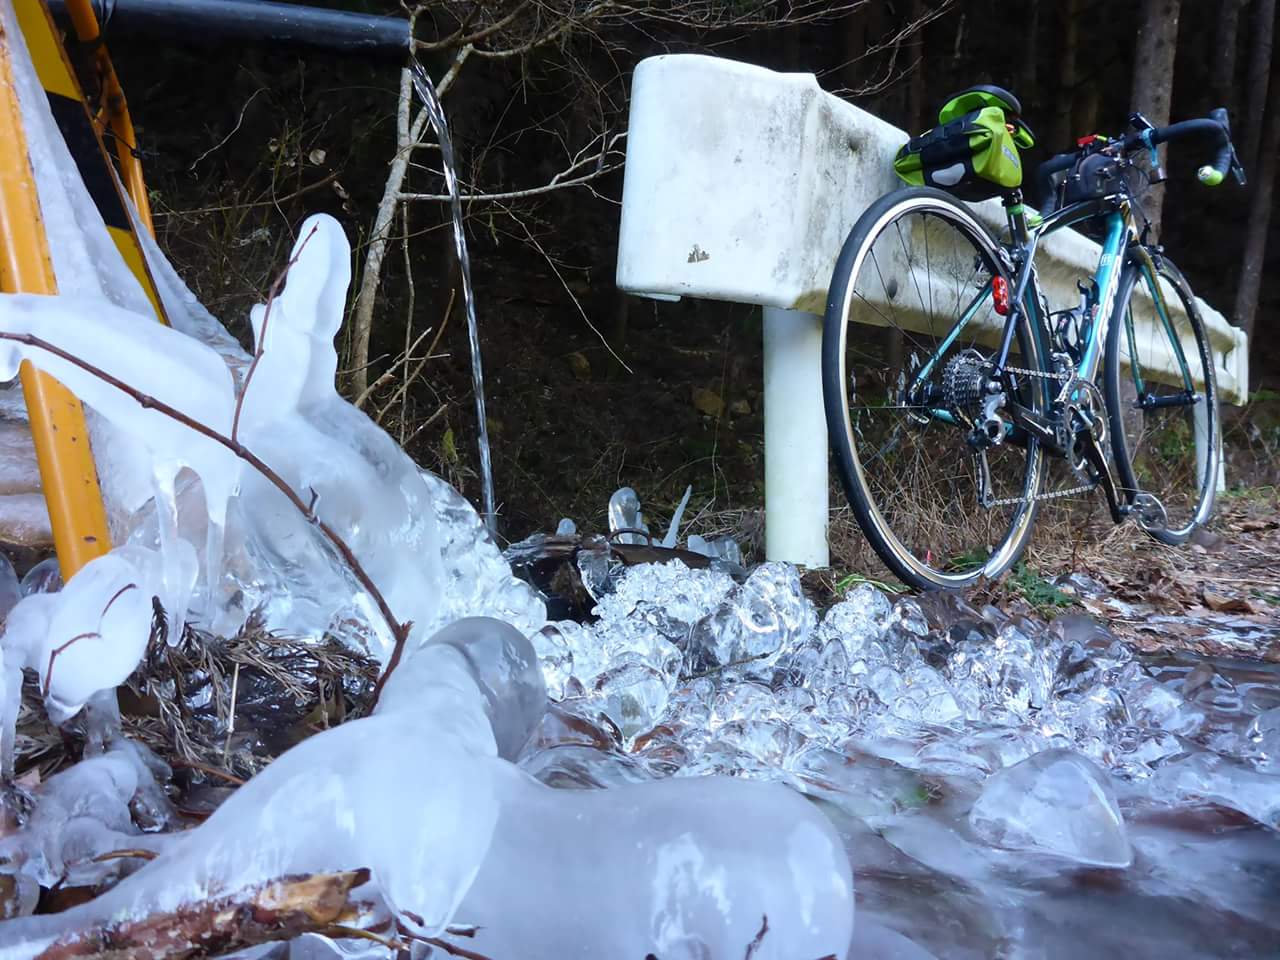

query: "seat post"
xmin=1003 ymin=189 xmax=1031 ymax=245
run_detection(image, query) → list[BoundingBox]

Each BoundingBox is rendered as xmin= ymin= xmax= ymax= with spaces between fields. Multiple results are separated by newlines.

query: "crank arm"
xmin=1077 ymin=428 xmax=1125 ymax=523
xmin=1007 ymin=402 xmax=1066 ymax=457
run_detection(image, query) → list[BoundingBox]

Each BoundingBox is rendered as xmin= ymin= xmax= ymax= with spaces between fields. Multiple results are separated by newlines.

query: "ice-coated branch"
xmin=30 ymin=868 xmax=374 ymax=960
xmin=0 ymin=331 xmax=413 ymax=710
xmin=42 ymin=631 xmax=99 ymax=700
xmin=40 ymin=580 xmax=136 ymax=698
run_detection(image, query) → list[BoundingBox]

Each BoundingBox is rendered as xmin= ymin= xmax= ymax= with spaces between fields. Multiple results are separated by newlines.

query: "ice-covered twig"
xmin=0 ymin=330 xmax=413 ymax=709
xmin=90 ymin=848 xmax=158 ymax=864
xmin=41 ymin=633 xmax=98 ymax=700
xmin=398 ymin=926 xmax=495 ymax=960
xmin=42 ymin=581 xmax=140 ymax=696
xmin=30 ymin=868 xmax=374 ymax=960
xmin=39 ymin=578 xmax=144 ymax=701
xmin=231 ymin=224 xmax=319 ymax=444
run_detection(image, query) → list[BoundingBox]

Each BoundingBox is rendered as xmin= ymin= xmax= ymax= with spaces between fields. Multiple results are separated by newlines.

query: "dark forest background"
xmin=104 ymin=0 xmax=1279 ymax=556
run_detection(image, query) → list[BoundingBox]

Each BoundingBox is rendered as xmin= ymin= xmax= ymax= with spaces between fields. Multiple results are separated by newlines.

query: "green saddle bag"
xmin=894 ymin=86 xmax=1035 ymax=201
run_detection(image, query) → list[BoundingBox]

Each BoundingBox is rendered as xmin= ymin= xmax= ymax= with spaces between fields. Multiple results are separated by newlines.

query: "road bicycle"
xmin=821 ymin=86 xmax=1245 ymax=591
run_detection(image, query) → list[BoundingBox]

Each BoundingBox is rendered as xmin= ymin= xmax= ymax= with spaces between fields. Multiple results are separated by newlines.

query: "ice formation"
xmin=0 ymin=618 xmax=854 ymax=960
xmin=528 ymin=562 xmax=1280 ymax=956
xmin=1 ymin=545 xmax=186 ymax=727
xmin=0 ymin=206 xmax=545 ymax=659
xmin=0 ymin=17 xmax=855 ymax=952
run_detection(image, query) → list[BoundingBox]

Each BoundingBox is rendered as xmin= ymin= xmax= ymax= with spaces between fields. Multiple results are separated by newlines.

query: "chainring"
xmin=1065 ymin=379 xmax=1108 ymax=483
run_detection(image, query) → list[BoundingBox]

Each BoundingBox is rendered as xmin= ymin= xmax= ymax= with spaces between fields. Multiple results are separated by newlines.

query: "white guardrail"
xmin=616 ymin=54 xmax=1249 ymax=567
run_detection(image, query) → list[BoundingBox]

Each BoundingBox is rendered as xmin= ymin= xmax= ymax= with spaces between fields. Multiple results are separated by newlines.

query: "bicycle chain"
xmin=1002 ymin=365 xmax=1072 ymax=382
xmin=985 ymin=480 xmax=1099 ymax=508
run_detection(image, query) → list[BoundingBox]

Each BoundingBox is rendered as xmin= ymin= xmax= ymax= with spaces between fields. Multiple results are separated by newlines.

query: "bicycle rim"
xmin=823 ymin=189 xmax=1044 ymax=590
xmin=1106 ymin=257 xmax=1218 ymax=543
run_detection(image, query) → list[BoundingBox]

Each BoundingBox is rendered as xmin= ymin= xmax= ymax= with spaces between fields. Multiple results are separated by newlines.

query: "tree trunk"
xmin=1212 ymin=0 xmax=1243 ymax=112
xmin=840 ymin=3 xmax=883 ymax=97
xmin=1242 ymin=0 xmax=1276 ymax=172
xmin=1233 ymin=52 xmax=1280 ymax=347
xmin=1052 ymin=0 xmax=1082 ymax=153
xmin=1019 ymin=0 xmax=1040 ymax=100
xmin=906 ymin=0 xmax=926 ymax=134
xmin=1130 ymin=0 xmax=1182 ymax=240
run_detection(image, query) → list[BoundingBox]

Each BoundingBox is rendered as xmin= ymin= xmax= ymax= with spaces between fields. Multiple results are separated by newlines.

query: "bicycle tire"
xmin=822 ymin=187 xmax=1046 ymax=591
xmin=1104 ymin=254 xmax=1218 ymax=545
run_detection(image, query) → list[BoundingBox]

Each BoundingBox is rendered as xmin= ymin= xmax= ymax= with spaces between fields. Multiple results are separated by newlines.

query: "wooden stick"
xmin=33 ymin=869 xmax=373 ymax=960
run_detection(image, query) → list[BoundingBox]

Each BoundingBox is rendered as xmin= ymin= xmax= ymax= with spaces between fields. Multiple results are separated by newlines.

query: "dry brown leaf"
xmin=1237 ymin=518 xmax=1278 ymax=533
xmin=1201 ymin=588 xmax=1262 ymax=615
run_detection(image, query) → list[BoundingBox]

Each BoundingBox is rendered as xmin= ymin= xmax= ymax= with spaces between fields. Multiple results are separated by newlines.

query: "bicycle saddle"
xmin=939 ymin=85 xmax=1023 ymax=122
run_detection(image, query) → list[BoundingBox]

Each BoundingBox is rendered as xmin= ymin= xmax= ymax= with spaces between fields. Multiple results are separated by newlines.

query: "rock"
xmin=1189 ymin=527 xmax=1225 ymax=551
xmin=691 ymin=386 xmax=725 ymax=418
xmin=567 ymin=351 xmax=591 ymax=381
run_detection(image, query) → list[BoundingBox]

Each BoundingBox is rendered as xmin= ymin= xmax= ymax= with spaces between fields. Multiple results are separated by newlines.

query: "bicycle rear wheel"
xmin=822 ymin=187 xmax=1046 ymax=591
xmin=1105 ymin=254 xmax=1218 ymax=544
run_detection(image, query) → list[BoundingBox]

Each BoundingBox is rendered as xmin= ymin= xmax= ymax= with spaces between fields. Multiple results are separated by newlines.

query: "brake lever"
xmin=1128 ymin=112 xmax=1155 ymax=133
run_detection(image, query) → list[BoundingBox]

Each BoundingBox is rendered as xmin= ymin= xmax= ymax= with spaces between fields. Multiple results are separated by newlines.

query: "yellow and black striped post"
xmin=1 ymin=0 xmax=166 ymax=579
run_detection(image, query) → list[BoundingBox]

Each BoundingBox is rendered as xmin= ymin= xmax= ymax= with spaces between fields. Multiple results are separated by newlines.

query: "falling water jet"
xmin=408 ymin=58 xmax=497 ymax=535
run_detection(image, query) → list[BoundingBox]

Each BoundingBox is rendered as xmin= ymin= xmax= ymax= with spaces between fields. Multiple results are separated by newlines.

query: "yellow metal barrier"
xmin=1 ymin=0 xmax=168 ymax=579
xmin=60 ymin=0 xmax=155 ymax=236
xmin=0 ymin=14 xmax=110 ymax=578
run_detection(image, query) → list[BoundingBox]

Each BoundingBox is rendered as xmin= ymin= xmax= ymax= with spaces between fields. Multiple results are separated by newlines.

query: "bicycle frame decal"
xmin=1075 ymin=212 xmax=1126 ymax=383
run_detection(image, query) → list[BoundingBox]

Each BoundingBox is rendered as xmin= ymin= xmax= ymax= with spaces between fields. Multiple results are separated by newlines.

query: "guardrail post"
xmin=762 ymin=307 xmax=829 ymax=568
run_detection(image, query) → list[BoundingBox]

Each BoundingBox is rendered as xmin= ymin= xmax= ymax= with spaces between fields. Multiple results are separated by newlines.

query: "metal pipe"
xmin=47 ymin=0 xmax=411 ymax=59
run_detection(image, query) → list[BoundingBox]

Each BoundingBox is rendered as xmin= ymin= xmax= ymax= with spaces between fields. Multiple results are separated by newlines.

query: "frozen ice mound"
xmin=968 ymin=749 xmax=1132 ymax=867
xmin=1 ymin=545 xmax=185 ymax=727
xmin=532 ymin=556 xmax=1280 ymax=955
xmin=0 ymin=212 xmax=545 ymax=661
xmin=0 ymin=619 xmax=855 ymax=960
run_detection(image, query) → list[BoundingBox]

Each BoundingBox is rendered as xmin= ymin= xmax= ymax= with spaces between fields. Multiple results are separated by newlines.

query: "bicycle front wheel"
xmin=1105 ymin=254 xmax=1218 ymax=544
xmin=822 ymin=188 xmax=1046 ymax=591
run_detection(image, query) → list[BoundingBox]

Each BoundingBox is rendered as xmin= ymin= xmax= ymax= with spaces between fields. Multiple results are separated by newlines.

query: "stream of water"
xmin=408 ymin=59 xmax=497 ymax=534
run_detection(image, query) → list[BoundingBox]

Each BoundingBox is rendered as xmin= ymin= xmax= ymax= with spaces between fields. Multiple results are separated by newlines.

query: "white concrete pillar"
xmin=762 ymin=306 xmax=829 ymax=568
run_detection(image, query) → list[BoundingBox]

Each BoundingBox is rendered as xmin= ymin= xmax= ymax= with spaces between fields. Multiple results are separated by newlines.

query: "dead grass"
xmin=12 ymin=615 xmax=380 ymax=789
